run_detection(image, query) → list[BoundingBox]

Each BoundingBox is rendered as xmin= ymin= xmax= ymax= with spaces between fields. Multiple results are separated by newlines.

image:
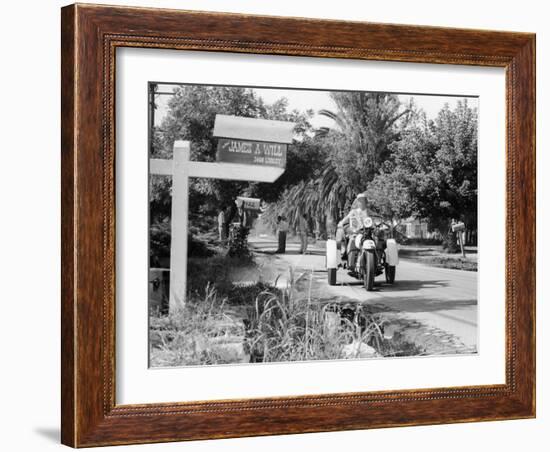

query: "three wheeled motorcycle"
xmin=326 ymin=212 xmax=399 ymax=291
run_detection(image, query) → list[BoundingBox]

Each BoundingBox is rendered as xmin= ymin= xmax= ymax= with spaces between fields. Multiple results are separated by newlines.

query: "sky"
xmin=153 ymin=83 xmax=477 ymax=129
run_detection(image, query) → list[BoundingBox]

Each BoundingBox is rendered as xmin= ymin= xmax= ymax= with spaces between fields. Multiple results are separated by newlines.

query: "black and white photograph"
xmin=148 ymin=82 xmax=479 ymax=367
xmin=2 ymin=0 xmax=543 ymax=449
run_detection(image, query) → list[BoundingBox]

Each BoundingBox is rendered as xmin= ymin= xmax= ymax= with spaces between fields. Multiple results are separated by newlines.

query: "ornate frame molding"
xmin=62 ymin=4 xmax=535 ymax=447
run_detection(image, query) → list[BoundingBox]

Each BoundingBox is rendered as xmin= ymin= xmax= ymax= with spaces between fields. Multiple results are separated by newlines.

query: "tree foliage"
xmin=366 ymin=170 xmax=414 ymax=232
xmin=318 ymin=92 xmax=413 ymax=191
xmin=377 ymin=101 xmax=478 ymax=233
xmin=151 ymin=87 xmax=315 ymax=218
xmin=150 ymin=85 xmax=478 ymax=253
xmin=263 ymin=92 xmax=413 ymax=232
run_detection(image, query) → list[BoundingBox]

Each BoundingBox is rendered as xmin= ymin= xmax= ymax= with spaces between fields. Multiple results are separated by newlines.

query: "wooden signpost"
xmin=150 ymin=115 xmax=294 ymax=311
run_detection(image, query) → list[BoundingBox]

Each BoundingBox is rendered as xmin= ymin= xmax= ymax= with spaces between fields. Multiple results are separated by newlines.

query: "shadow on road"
xmin=251 ymin=247 xmax=325 ymax=257
xmin=375 ymin=297 xmax=478 ymax=314
xmin=382 ymin=279 xmax=450 ymax=291
xmin=331 ymin=279 xmax=450 ymax=291
xmin=273 ymin=250 xmax=326 ymax=256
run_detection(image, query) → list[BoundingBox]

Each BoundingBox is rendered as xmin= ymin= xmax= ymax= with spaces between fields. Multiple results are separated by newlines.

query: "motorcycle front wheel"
xmin=363 ymin=251 xmax=375 ymax=291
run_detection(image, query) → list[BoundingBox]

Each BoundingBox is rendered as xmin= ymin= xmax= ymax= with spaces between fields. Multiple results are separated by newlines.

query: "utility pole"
xmin=148 ymin=83 xmax=179 ymax=156
xmin=148 ymin=82 xmax=157 ymax=156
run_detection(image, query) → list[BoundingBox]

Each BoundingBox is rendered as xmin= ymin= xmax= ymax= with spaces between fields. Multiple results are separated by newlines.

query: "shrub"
xmin=149 ymin=221 xmax=171 ymax=266
xmin=226 ymin=282 xmax=280 ymax=306
xmin=187 ymin=255 xmax=232 ymax=297
xmin=150 ymin=285 xmax=245 ymax=367
xmin=227 ymin=224 xmax=252 ymax=260
xmin=186 ymin=252 xmax=257 ymax=298
xmin=441 ymin=231 xmax=460 ymax=253
xmin=188 ymin=233 xmax=215 ymax=258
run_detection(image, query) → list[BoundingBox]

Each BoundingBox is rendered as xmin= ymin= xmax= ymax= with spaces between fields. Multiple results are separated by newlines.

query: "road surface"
xmin=249 ymin=236 xmax=478 ymax=350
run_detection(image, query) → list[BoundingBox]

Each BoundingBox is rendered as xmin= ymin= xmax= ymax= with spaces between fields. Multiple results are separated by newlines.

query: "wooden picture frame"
xmin=61 ymin=3 xmax=535 ymax=447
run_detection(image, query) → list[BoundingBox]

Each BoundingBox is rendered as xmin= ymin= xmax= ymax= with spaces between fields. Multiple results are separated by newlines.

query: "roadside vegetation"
xmin=399 ymin=245 xmax=477 ymax=271
xmin=149 ymin=267 xmax=426 ymax=367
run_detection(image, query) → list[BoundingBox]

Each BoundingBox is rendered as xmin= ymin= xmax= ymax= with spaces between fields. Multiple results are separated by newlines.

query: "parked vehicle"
xmin=326 ymin=212 xmax=399 ymax=291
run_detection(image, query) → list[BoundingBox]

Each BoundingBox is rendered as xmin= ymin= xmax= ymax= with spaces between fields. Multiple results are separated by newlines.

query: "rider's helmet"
xmin=348 ymin=193 xmax=369 ymax=232
xmin=352 ymin=192 xmax=368 ymax=211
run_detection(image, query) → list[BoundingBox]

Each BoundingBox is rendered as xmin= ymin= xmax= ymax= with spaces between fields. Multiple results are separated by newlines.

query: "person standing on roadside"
xmin=299 ymin=213 xmax=308 ymax=254
xmin=218 ymin=207 xmax=226 ymax=243
xmin=276 ymin=215 xmax=289 ymax=253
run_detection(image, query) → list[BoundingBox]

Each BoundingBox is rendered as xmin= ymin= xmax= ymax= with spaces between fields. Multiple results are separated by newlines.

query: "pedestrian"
xmin=299 ymin=213 xmax=308 ymax=254
xmin=314 ymin=218 xmax=321 ymax=242
xmin=276 ymin=215 xmax=289 ymax=253
xmin=337 ymin=192 xmax=370 ymax=261
xmin=236 ymin=200 xmax=247 ymax=228
xmin=218 ymin=207 xmax=226 ymax=243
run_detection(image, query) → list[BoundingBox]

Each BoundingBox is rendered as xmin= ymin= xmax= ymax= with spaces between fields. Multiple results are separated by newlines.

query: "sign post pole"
xmin=168 ymin=141 xmax=190 ymax=311
xmin=458 ymin=233 xmax=465 ymax=257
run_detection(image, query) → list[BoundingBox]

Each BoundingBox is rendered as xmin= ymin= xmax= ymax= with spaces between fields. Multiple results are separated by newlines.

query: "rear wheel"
xmin=363 ymin=252 xmax=375 ymax=291
xmin=385 ymin=264 xmax=396 ymax=284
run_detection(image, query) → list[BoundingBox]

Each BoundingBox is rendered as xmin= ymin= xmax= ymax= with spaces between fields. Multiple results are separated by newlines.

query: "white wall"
xmin=0 ymin=1 xmax=546 ymax=451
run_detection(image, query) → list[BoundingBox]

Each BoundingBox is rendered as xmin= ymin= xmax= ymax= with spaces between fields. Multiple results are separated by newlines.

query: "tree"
xmin=149 ymin=85 xmax=330 ymax=263
xmin=431 ymin=100 xmax=478 ymax=232
xmin=379 ymin=101 xmax=478 ymax=250
xmin=245 ymin=104 xmax=325 ymax=203
xmin=284 ymin=91 xmax=414 ymax=229
xmin=366 ymin=168 xmax=414 ymax=236
xmin=263 ymin=92 xmax=411 ymax=232
xmin=261 ymin=160 xmax=360 ymax=237
xmin=318 ymin=92 xmax=413 ymax=191
xmin=149 ymin=86 xmax=260 ymax=230
xmin=157 ymin=85 xmax=265 ymax=160
xmin=154 ymin=87 xmax=323 ymax=211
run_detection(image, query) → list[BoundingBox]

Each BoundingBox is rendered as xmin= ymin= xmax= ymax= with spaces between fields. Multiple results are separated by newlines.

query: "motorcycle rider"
xmin=337 ymin=192 xmax=384 ymax=270
xmin=338 ymin=193 xmax=369 ymax=231
xmin=336 ymin=193 xmax=368 ymax=264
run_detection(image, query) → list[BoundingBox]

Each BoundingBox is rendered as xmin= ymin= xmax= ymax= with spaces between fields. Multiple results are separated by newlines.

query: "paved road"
xmin=249 ymin=237 xmax=478 ymax=349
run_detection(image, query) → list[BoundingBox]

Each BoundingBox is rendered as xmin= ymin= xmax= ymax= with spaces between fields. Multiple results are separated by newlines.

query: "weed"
xmin=150 ymin=269 xmax=423 ymax=367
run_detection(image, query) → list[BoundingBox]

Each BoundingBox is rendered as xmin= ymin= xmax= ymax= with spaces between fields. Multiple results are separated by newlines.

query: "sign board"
xmin=236 ymin=196 xmax=261 ymax=211
xmin=213 ymin=114 xmax=295 ymax=144
xmin=217 ymin=139 xmax=286 ymax=167
xmin=451 ymin=221 xmax=466 ymax=232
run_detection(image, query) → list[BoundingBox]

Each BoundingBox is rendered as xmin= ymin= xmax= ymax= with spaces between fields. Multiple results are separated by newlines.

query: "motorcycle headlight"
xmin=363 ymin=217 xmax=373 ymax=228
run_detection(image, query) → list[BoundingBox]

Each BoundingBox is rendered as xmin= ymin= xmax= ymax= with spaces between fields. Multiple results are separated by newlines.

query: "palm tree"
xmin=264 ymin=92 xmax=412 ymax=235
xmin=264 ymin=163 xmax=355 ymax=237
xmin=318 ymin=92 xmax=412 ymax=187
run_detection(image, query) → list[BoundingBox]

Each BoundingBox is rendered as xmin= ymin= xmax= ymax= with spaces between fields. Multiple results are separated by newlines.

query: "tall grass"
xmin=149 ymin=269 xmax=405 ymax=367
xmin=243 ymin=269 xmax=385 ymax=362
xmin=150 ymin=285 xmax=245 ymax=367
